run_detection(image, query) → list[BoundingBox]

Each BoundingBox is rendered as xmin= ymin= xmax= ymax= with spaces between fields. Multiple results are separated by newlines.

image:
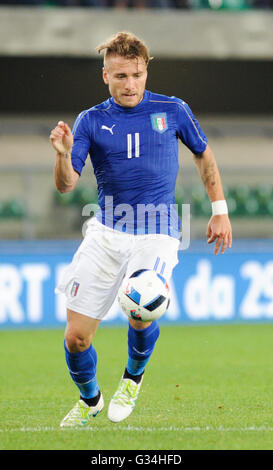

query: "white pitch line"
xmin=0 ymin=425 xmax=272 ymax=433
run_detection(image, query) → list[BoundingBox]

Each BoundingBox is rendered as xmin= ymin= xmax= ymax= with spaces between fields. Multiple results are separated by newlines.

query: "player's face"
xmin=103 ymin=55 xmax=148 ymax=108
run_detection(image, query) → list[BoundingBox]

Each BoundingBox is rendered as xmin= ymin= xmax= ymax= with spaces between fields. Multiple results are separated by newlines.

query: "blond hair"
xmin=96 ymin=31 xmax=152 ymax=66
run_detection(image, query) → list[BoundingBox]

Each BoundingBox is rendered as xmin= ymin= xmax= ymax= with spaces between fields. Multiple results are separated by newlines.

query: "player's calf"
xmin=108 ymin=321 xmax=160 ymax=422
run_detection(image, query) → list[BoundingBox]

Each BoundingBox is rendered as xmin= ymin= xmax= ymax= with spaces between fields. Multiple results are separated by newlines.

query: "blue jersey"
xmin=71 ymin=90 xmax=208 ymax=238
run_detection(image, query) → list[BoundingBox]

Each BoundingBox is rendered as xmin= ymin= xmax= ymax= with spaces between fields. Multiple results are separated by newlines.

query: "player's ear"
xmin=102 ymin=67 xmax=109 ymax=85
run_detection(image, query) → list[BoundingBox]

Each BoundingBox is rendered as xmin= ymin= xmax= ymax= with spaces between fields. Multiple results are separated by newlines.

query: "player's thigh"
xmin=126 ymin=235 xmax=180 ymax=281
xmin=65 ymin=253 xmax=126 ymax=320
xmin=57 ymin=224 xmax=128 ymax=320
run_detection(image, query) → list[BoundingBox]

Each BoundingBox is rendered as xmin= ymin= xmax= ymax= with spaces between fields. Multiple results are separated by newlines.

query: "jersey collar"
xmin=109 ymin=90 xmax=150 ymax=113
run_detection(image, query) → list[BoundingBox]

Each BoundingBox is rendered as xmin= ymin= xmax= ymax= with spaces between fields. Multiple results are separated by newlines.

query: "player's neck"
xmin=111 ymin=90 xmax=148 ymax=112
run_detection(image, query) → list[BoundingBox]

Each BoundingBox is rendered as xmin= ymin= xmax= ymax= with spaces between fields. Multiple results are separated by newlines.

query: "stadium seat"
xmin=256 ymin=183 xmax=272 ymax=202
xmin=0 ymin=199 xmax=26 ymax=219
xmin=266 ymin=199 xmax=273 ymax=216
xmin=73 ymin=186 xmax=98 ymax=206
xmin=252 ymin=184 xmax=272 ymax=216
xmin=54 ymin=185 xmax=98 ymax=207
xmin=233 ymin=184 xmax=251 ymax=204
xmin=192 ymin=0 xmax=249 ymax=10
xmin=226 ymin=195 xmax=238 ymax=216
xmin=243 ymin=193 xmax=260 ymax=217
xmin=230 ymin=184 xmax=250 ymax=216
xmin=0 ymin=201 xmax=5 ymax=218
xmin=54 ymin=189 xmax=75 ymax=206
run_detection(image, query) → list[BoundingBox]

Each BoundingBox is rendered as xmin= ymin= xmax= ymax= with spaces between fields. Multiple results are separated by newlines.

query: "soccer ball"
xmin=118 ymin=269 xmax=170 ymax=322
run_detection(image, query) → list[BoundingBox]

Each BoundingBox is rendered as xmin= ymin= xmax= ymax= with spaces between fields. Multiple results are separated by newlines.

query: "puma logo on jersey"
xmin=101 ymin=124 xmax=116 ymax=135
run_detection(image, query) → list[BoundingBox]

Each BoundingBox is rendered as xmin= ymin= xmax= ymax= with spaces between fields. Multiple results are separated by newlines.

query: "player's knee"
xmin=65 ymin=330 xmax=91 ymax=353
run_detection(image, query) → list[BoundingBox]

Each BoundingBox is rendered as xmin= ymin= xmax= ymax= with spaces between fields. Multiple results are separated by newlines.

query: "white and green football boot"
xmin=107 ymin=375 xmax=143 ymax=423
xmin=60 ymin=393 xmax=104 ymax=428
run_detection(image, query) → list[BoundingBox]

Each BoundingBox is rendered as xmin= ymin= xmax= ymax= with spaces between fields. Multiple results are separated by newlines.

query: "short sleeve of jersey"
xmin=71 ymin=110 xmax=91 ymax=175
xmin=175 ymin=99 xmax=208 ymax=155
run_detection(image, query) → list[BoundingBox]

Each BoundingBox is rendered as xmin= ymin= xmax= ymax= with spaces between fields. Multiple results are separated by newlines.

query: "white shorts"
xmin=56 ymin=218 xmax=180 ymax=320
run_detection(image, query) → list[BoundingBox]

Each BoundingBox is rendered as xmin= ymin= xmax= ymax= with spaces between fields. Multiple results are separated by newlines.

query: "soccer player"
xmin=50 ymin=32 xmax=232 ymax=427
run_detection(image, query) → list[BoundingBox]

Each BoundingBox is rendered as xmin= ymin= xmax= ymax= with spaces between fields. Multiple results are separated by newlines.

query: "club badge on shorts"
xmin=150 ymin=113 xmax=168 ymax=134
xmin=71 ymin=281 xmax=80 ymax=297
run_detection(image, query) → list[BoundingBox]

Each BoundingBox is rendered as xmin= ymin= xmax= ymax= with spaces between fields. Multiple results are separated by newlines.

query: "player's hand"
xmin=50 ymin=121 xmax=73 ymax=155
xmin=206 ymin=214 xmax=232 ymax=255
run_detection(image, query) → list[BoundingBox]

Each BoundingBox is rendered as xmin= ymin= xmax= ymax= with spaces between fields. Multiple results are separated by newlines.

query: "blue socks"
xmin=64 ymin=341 xmax=99 ymax=399
xmin=64 ymin=321 xmax=160 ymax=399
xmin=126 ymin=321 xmax=160 ymax=376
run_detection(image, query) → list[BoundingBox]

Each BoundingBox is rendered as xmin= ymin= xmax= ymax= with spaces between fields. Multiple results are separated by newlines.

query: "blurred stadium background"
xmin=0 ymin=0 xmax=273 ymax=328
xmin=1 ymin=1 xmax=273 ymax=454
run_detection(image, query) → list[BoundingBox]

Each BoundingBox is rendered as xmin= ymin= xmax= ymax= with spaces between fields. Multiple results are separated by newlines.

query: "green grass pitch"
xmin=0 ymin=323 xmax=272 ymax=450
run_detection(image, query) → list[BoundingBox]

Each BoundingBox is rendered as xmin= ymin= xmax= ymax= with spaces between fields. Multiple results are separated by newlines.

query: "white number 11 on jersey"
xmin=127 ymin=133 xmax=140 ymax=158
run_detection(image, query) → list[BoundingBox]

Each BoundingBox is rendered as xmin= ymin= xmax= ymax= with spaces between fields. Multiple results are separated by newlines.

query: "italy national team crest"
xmin=71 ymin=281 xmax=80 ymax=297
xmin=150 ymin=113 xmax=168 ymax=134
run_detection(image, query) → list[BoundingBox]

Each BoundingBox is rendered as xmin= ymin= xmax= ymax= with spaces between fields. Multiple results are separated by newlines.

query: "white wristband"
xmin=211 ymin=200 xmax=228 ymax=216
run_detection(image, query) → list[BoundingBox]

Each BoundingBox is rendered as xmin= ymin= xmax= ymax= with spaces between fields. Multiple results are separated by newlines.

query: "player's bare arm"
xmin=193 ymin=144 xmax=232 ymax=255
xmin=50 ymin=121 xmax=79 ymax=193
